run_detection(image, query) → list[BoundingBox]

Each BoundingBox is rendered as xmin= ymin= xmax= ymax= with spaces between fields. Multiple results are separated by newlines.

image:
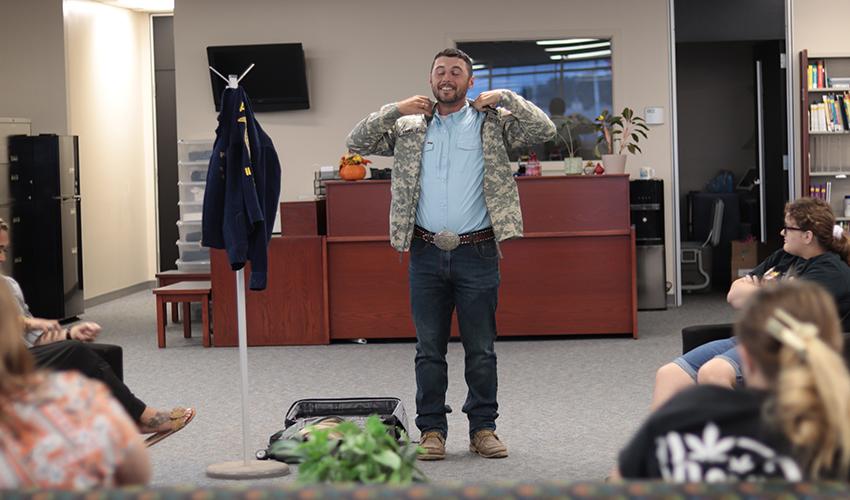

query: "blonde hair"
xmin=735 ymin=280 xmax=850 ymax=478
xmin=0 ymin=278 xmax=34 ymax=397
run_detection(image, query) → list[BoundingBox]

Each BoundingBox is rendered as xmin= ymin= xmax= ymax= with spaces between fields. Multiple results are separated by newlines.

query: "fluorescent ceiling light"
xmin=544 ymin=41 xmax=611 ymax=53
xmin=94 ymin=0 xmax=174 ymax=12
xmin=837 ymin=174 xmax=848 ymax=179
xmin=472 ymin=64 xmax=486 ymax=70
xmin=566 ymin=50 xmax=612 ymax=60
xmin=550 ymin=55 xmax=563 ymax=61
xmin=536 ymin=38 xmax=600 ymax=46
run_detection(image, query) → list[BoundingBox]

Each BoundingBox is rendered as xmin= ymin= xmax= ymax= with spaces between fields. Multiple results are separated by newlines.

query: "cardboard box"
xmin=731 ymin=239 xmax=758 ymax=282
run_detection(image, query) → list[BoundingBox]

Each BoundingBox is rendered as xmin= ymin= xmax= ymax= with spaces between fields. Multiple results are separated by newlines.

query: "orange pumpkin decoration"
xmin=339 ymin=164 xmax=366 ymax=181
xmin=339 ymin=153 xmax=371 ymax=181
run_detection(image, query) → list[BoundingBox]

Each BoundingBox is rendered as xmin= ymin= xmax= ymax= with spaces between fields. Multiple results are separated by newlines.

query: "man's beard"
xmin=432 ymin=84 xmax=467 ymax=104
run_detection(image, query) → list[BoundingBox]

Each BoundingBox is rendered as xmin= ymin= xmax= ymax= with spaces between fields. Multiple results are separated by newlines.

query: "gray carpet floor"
xmin=83 ymin=289 xmax=736 ymax=486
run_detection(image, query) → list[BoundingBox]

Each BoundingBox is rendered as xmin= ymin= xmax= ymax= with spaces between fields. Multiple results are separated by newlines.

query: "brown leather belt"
xmin=413 ymin=225 xmax=495 ymax=251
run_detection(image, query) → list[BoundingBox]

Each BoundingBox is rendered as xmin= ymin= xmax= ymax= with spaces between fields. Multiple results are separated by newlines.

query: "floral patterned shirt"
xmin=0 ymin=371 xmax=141 ymax=489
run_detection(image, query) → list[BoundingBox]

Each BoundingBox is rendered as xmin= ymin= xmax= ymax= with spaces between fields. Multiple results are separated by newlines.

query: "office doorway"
xmin=152 ymin=15 xmax=179 ymax=271
xmin=672 ymin=0 xmax=792 ymax=303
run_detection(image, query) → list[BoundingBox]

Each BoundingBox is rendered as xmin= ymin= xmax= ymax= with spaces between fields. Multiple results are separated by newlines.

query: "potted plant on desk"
xmin=595 ymin=107 xmax=649 ymax=174
xmin=559 ymin=117 xmax=584 ymax=175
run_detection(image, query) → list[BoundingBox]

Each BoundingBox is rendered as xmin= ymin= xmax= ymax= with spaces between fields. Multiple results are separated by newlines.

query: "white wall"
xmin=64 ymin=0 xmax=157 ymax=299
xmin=0 ymin=0 xmax=69 ymax=134
xmin=173 ymin=0 xmax=677 ymax=284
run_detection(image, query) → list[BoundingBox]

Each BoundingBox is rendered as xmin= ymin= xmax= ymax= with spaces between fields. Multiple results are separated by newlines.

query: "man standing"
xmin=346 ymin=48 xmax=555 ymax=460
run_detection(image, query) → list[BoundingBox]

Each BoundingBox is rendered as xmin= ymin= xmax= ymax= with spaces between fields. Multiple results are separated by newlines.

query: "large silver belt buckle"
xmin=433 ymin=230 xmax=460 ymax=251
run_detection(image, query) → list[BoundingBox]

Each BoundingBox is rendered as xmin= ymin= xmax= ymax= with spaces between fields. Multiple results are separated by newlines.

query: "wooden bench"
xmin=155 ymin=271 xmax=211 ymax=325
xmin=152 ymin=281 xmax=211 ymax=348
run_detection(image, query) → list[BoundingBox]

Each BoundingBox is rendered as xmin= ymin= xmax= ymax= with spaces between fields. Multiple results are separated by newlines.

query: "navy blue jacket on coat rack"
xmin=202 ymin=86 xmax=281 ymax=290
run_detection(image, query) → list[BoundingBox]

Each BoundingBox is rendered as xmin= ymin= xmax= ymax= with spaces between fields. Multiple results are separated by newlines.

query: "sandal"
xmin=144 ymin=407 xmax=196 ymax=447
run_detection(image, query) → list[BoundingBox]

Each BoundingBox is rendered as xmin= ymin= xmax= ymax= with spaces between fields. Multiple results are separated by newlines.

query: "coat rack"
xmin=205 ymin=64 xmax=289 ymax=480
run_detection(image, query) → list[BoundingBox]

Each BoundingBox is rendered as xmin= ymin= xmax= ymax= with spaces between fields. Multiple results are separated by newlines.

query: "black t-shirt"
xmin=618 ymin=386 xmax=803 ymax=482
xmin=750 ymin=249 xmax=850 ymax=331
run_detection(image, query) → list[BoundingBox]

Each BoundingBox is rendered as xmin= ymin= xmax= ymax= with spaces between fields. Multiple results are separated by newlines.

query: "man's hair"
xmin=0 ymin=218 xmax=7 ymax=232
xmin=431 ymin=48 xmax=473 ymax=75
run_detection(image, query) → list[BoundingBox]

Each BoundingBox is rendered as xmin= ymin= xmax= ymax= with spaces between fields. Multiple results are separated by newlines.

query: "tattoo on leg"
xmin=145 ymin=411 xmax=170 ymax=429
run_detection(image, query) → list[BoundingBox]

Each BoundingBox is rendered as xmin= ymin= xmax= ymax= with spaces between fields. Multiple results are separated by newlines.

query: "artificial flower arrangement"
xmin=339 ymin=153 xmax=372 ymax=181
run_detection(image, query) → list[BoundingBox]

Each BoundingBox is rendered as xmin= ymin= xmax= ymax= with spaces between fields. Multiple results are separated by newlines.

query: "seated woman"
xmin=651 ymin=197 xmax=850 ymax=410
xmin=0 ymin=217 xmax=195 ymax=446
xmin=0 ymin=279 xmax=151 ymax=488
xmin=619 ymin=280 xmax=850 ymax=481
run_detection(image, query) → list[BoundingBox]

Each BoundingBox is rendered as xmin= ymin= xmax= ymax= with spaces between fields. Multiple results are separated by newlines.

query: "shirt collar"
xmin=434 ymin=101 xmax=471 ymax=124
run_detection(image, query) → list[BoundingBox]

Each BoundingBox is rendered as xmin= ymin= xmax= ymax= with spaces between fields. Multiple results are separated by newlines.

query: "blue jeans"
xmin=673 ymin=337 xmax=744 ymax=385
xmin=409 ymin=236 xmax=500 ymax=438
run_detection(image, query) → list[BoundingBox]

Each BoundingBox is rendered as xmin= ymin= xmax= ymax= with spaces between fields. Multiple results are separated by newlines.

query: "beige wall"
xmin=174 ymin=0 xmax=677 ymax=285
xmin=64 ymin=0 xmax=157 ymax=299
xmin=0 ymin=0 xmax=69 ymax=134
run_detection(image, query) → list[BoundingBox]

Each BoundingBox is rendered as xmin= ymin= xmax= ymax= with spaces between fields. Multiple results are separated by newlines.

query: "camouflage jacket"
xmin=346 ymin=90 xmax=556 ymax=251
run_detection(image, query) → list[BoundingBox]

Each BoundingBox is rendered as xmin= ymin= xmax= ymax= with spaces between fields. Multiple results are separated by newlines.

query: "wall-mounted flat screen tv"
xmin=207 ymin=43 xmax=309 ymax=112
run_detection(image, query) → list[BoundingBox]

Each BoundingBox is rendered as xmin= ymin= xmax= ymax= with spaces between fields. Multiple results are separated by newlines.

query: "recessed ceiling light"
xmin=536 ymin=38 xmax=600 ymax=46
xmin=544 ymin=41 xmax=611 ymax=53
xmin=565 ymin=50 xmax=612 ymax=60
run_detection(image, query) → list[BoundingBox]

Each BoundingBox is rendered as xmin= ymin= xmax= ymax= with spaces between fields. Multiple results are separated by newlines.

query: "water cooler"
xmin=630 ymin=179 xmax=667 ymax=310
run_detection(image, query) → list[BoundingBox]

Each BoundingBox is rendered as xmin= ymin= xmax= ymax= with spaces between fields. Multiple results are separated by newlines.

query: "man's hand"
xmin=397 ymin=95 xmax=434 ymax=116
xmin=70 ymin=322 xmax=101 ymax=342
xmin=472 ymin=90 xmax=504 ymax=111
xmin=24 ymin=317 xmax=61 ymax=335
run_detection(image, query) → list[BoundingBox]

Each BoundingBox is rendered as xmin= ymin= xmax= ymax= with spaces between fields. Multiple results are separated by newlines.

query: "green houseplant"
xmin=271 ymin=415 xmax=426 ymax=484
xmin=559 ymin=117 xmax=582 ymax=175
xmin=595 ymin=107 xmax=649 ymax=174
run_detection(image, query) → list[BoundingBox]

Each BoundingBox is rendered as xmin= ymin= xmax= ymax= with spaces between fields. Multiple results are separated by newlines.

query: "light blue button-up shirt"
xmin=415 ymin=102 xmax=491 ymax=235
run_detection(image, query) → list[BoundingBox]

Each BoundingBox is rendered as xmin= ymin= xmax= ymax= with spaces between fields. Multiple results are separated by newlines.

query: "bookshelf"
xmin=801 ymin=50 xmax=850 ymax=230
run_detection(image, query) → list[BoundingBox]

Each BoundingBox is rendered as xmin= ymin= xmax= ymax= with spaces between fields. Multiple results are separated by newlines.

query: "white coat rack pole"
xmin=206 ymin=68 xmax=288 ymax=480
xmin=236 ymin=267 xmax=250 ymax=463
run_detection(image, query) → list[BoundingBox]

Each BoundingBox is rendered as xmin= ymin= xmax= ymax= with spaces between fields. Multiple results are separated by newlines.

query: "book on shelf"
xmin=807 ymin=92 xmax=850 ymax=132
xmin=807 ymin=60 xmax=848 ymax=90
xmin=808 ymin=181 xmax=833 ymax=203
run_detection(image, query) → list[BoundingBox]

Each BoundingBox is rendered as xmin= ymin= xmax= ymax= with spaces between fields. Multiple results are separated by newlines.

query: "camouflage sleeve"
xmin=497 ymin=90 xmax=556 ymax=150
xmin=345 ymin=103 xmax=403 ymax=157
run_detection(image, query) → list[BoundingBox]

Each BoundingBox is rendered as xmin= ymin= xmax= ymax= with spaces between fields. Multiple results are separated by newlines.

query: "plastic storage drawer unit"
xmin=178 ymin=201 xmax=203 ymax=222
xmin=178 ymin=161 xmax=208 ymax=184
xmin=179 ymin=181 xmax=206 ymax=202
xmin=177 ymin=140 xmax=214 ymax=163
xmin=175 ymin=258 xmax=210 ymax=273
xmin=177 ymin=240 xmax=209 ymax=262
xmin=176 ymin=220 xmax=202 ymax=242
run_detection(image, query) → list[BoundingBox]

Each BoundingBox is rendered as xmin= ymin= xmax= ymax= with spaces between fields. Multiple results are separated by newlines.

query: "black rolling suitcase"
xmin=258 ymin=397 xmax=410 ymax=463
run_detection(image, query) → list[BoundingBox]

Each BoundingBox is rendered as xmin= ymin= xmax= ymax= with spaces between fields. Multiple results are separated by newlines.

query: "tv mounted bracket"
xmin=209 ymin=63 xmax=255 ymax=89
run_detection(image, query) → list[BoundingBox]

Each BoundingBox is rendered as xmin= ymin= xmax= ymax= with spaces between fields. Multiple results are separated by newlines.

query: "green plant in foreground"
xmin=284 ymin=415 xmax=426 ymax=484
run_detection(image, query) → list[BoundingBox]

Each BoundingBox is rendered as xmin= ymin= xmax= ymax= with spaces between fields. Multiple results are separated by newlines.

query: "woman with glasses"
xmin=650 ymin=197 xmax=850 ymax=410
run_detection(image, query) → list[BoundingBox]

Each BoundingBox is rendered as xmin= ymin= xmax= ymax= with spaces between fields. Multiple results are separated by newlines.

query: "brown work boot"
xmin=417 ymin=431 xmax=446 ymax=461
xmin=469 ymin=429 xmax=508 ymax=458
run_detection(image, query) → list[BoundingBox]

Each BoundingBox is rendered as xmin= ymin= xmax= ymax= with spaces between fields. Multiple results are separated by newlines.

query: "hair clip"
xmin=765 ymin=308 xmax=817 ymax=358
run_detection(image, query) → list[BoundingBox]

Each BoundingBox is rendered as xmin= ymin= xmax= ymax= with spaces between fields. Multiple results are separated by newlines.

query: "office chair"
xmin=681 ymin=198 xmax=724 ymax=292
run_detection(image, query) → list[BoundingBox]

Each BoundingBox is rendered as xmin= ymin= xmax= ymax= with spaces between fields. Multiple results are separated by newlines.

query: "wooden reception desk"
xmin=211 ymin=175 xmax=637 ymax=346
